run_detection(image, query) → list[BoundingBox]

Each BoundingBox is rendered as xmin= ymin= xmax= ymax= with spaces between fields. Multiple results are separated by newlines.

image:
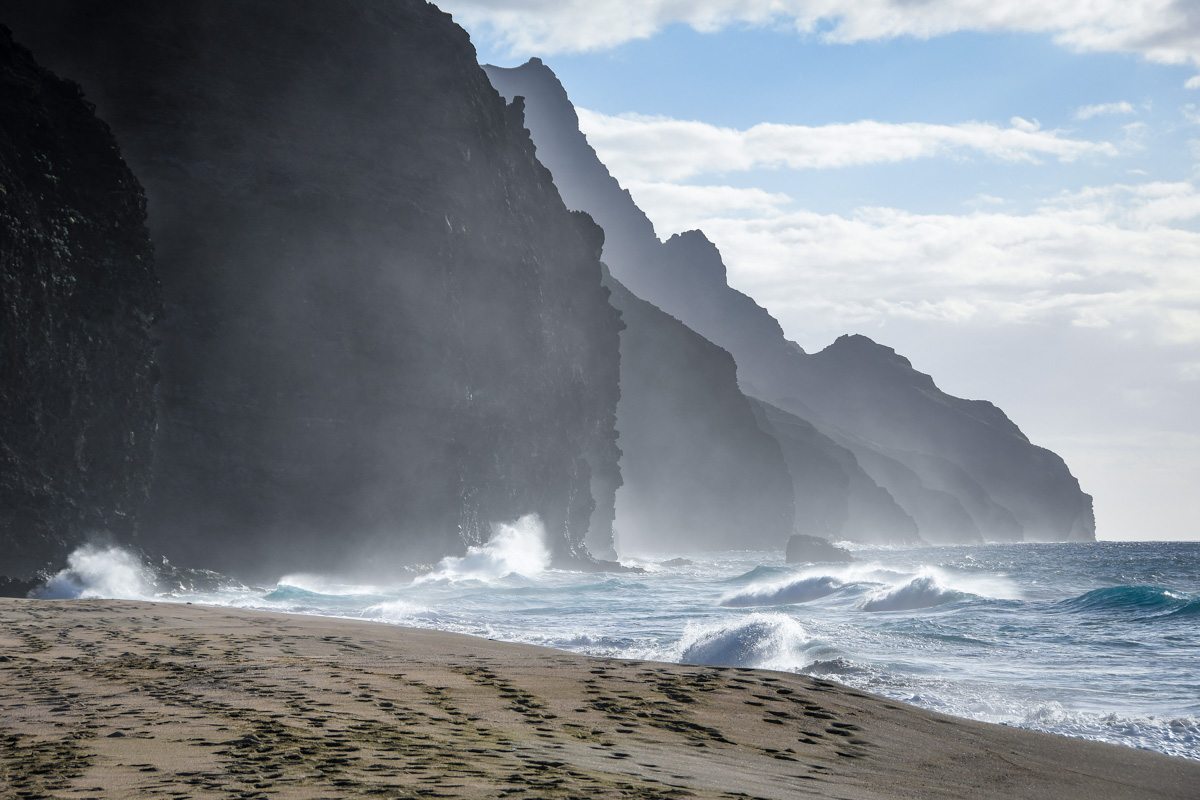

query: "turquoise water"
xmin=47 ymin=536 xmax=1200 ymax=760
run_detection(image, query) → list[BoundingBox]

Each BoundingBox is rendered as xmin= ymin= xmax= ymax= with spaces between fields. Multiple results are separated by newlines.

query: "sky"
xmin=439 ymin=1 xmax=1200 ymax=542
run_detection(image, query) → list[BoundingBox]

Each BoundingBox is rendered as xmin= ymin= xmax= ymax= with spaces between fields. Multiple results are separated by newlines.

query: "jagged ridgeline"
xmin=1 ymin=0 xmax=622 ymax=580
xmin=0 ymin=27 xmax=160 ymax=593
xmin=486 ymin=58 xmax=1095 ymax=545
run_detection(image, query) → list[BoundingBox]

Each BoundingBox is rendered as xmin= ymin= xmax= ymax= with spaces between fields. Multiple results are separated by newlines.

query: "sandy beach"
xmin=1 ymin=598 xmax=1196 ymax=799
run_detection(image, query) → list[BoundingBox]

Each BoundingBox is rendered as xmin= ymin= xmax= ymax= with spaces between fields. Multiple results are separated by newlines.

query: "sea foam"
xmin=672 ymin=613 xmax=813 ymax=670
xmin=720 ymin=575 xmax=843 ymax=607
xmin=416 ymin=514 xmax=549 ymax=583
xmin=33 ymin=544 xmax=154 ymax=600
xmin=860 ymin=574 xmax=967 ymax=612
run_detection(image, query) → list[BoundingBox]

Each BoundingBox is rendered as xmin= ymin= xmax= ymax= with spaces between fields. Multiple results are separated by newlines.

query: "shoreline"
xmin=2 ymin=598 xmax=1197 ymax=799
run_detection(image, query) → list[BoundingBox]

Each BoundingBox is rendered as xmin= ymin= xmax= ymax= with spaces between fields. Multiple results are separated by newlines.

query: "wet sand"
xmin=1 ymin=598 xmax=1197 ymax=799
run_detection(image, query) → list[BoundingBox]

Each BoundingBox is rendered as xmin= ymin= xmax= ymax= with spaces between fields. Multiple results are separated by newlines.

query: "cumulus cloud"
xmin=1075 ymin=101 xmax=1137 ymax=119
xmin=621 ymin=181 xmax=791 ymax=234
xmin=576 ymin=109 xmax=1117 ymax=182
xmin=965 ymin=194 xmax=1008 ymax=208
xmin=621 ymin=178 xmax=1200 ymax=347
xmin=440 ymin=0 xmax=1200 ymax=70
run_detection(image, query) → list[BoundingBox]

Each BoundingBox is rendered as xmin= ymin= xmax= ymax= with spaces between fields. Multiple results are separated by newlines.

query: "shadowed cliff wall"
xmin=485 ymin=57 xmax=1094 ymax=544
xmin=3 ymin=2 xmax=623 ymax=578
xmin=604 ymin=270 xmax=794 ymax=554
xmin=0 ymin=26 xmax=160 ymax=588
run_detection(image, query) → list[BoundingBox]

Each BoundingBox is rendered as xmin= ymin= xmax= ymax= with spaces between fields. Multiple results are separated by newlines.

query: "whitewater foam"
xmin=33 ymin=544 xmax=154 ymax=600
xmin=669 ymin=613 xmax=814 ymax=671
xmin=720 ymin=575 xmax=842 ymax=607
xmin=861 ymin=574 xmax=970 ymax=612
xmin=415 ymin=514 xmax=549 ymax=583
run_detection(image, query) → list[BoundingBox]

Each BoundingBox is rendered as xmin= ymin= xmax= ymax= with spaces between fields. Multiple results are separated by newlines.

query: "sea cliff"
xmin=0 ymin=26 xmax=160 ymax=591
xmin=484 ymin=57 xmax=1095 ymax=545
xmin=1 ymin=1 xmax=623 ymax=581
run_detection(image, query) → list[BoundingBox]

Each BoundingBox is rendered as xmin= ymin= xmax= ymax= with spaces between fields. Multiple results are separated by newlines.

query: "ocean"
xmin=41 ymin=520 xmax=1200 ymax=761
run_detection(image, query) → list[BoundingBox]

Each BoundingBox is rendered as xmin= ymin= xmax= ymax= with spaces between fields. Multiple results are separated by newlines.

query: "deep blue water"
xmin=45 ymin=532 xmax=1200 ymax=760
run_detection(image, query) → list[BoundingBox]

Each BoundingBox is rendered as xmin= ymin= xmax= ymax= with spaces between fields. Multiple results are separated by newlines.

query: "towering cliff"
xmin=603 ymin=270 xmax=794 ymax=555
xmin=0 ymin=26 xmax=160 ymax=590
xmin=787 ymin=335 xmax=1092 ymax=542
xmin=3 ymin=2 xmax=624 ymax=579
xmin=485 ymin=58 xmax=1095 ymax=544
xmin=750 ymin=400 xmax=920 ymax=545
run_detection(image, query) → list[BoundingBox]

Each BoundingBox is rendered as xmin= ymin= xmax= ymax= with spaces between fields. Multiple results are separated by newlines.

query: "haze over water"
xmin=45 ymin=530 xmax=1200 ymax=761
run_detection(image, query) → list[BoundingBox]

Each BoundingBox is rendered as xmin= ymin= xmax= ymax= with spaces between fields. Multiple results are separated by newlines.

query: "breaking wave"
xmin=720 ymin=575 xmax=842 ymax=607
xmin=1058 ymin=585 xmax=1200 ymax=619
xmin=415 ymin=514 xmax=549 ymax=583
xmin=860 ymin=574 xmax=970 ymax=612
xmin=671 ymin=613 xmax=814 ymax=670
xmin=32 ymin=544 xmax=153 ymax=600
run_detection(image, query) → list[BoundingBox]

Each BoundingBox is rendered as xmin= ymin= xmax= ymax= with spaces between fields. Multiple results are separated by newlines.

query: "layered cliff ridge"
xmin=3 ymin=1 xmax=624 ymax=579
xmin=603 ymin=269 xmax=794 ymax=555
xmin=485 ymin=58 xmax=1095 ymax=544
xmin=0 ymin=26 xmax=160 ymax=591
xmin=790 ymin=335 xmax=1094 ymax=542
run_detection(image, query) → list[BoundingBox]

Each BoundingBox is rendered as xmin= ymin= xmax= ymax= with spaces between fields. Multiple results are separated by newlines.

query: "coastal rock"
xmin=484 ymin=59 xmax=905 ymax=548
xmin=786 ymin=334 xmax=1094 ymax=542
xmin=0 ymin=26 xmax=160 ymax=587
xmin=603 ymin=270 xmax=794 ymax=554
xmin=750 ymin=400 xmax=921 ymax=545
xmin=784 ymin=534 xmax=855 ymax=564
xmin=484 ymin=57 xmax=1094 ymax=545
xmin=3 ymin=2 xmax=623 ymax=578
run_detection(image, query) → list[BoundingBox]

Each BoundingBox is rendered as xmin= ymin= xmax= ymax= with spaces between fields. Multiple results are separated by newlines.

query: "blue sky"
xmin=443 ymin=2 xmax=1200 ymax=541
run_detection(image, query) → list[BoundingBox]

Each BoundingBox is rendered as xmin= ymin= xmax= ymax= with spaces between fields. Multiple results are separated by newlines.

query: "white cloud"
xmin=1044 ymin=180 xmax=1200 ymax=226
xmin=1075 ymin=101 xmax=1137 ymax=119
xmin=576 ymin=109 xmax=1117 ymax=182
xmin=621 ymin=178 xmax=1200 ymax=346
xmin=440 ymin=0 xmax=1200 ymax=70
xmin=965 ymin=194 xmax=1007 ymax=208
xmin=621 ymin=181 xmax=790 ymax=234
xmin=1188 ymin=75 xmax=1200 ymax=89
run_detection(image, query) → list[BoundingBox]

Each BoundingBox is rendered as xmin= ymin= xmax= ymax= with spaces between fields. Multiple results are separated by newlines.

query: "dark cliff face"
xmin=749 ymin=400 xmax=920 ymax=545
xmin=603 ymin=270 xmax=794 ymax=555
xmin=4 ymin=2 xmax=623 ymax=578
xmin=484 ymin=58 xmax=916 ymax=546
xmin=0 ymin=26 xmax=160 ymax=586
xmin=793 ymin=335 xmax=1094 ymax=542
xmin=484 ymin=57 xmax=1095 ymax=545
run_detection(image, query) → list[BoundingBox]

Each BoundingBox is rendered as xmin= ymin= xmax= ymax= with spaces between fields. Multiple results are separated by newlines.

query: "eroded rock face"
xmin=603 ymin=270 xmax=794 ymax=555
xmin=790 ymin=335 xmax=1094 ymax=543
xmin=485 ymin=57 xmax=1095 ymax=545
xmin=486 ymin=63 xmax=797 ymax=556
xmin=4 ymin=2 xmax=623 ymax=578
xmin=0 ymin=26 xmax=160 ymax=586
xmin=750 ymin=400 xmax=920 ymax=546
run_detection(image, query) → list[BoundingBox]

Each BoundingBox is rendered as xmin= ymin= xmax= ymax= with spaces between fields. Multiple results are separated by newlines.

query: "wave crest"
xmin=32 ymin=544 xmax=153 ymax=600
xmin=720 ymin=575 xmax=842 ymax=607
xmin=1059 ymin=585 xmax=1200 ymax=619
xmin=416 ymin=514 xmax=549 ymax=583
xmin=675 ymin=613 xmax=812 ymax=670
xmin=860 ymin=575 xmax=967 ymax=612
